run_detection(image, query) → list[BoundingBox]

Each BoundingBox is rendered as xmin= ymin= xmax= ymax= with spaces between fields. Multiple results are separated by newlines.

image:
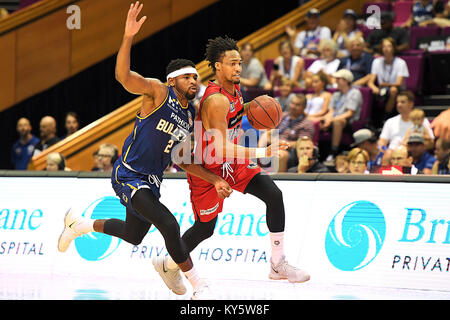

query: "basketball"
xmin=246 ymin=95 xmax=282 ymax=130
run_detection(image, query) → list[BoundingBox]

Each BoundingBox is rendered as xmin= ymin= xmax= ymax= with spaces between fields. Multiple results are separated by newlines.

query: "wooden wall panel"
xmin=0 ymin=0 xmax=217 ymax=111
xmin=70 ymin=0 xmax=215 ymax=76
xmin=69 ymin=0 xmax=159 ymax=75
xmin=0 ymin=31 xmax=16 ymax=111
xmin=65 ymin=122 xmax=135 ymax=171
xmin=15 ymin=9 xmax=70 ymax=102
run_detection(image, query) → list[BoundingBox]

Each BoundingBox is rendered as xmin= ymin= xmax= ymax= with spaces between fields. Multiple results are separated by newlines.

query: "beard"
xmin=185 ymin=91 xmax=196 ymax=100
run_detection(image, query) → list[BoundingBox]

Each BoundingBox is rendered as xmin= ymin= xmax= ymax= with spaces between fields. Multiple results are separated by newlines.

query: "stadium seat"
xmin=442 ymin=26 xmax=450 ymax=36
xmin=264 ymin=59 xmax=274 ymax=79
xmin=393 ymin=1 xmax=413 ymax=27
xmin=410 ymin=25 xmax=441 ymax=49
xmin=312 ymin=121 xmax=320 ymax=146
xmin=265 ymin=58 xmax=318 ymax=78
xmin=400 ymin=55 xmax=425 ymax=93
xmin=304 ymin=57 xmax=317 ymax=70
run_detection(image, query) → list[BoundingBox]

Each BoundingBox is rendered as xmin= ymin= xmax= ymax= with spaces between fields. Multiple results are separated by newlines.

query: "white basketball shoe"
xmin=269 ymin=255 xmax=310 ymax=283
xmin=57 ymin=208 xmax=82 ymax=252
xmin=152 ymin=256 xmax=187 ymax=295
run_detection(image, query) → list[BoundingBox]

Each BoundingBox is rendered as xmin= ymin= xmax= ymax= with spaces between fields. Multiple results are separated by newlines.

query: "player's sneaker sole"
xmin=57 ymin=208 xmax=79 ymax=252
xmin=269 ymin=255 xmax=310 ymax=283
xmin=152 ymin=256 xmax=186 ymax=295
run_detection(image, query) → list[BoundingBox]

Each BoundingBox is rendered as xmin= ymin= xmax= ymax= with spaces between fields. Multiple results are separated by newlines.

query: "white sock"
xmin=270 ymin=231 xmax=285 ymax=265
xmin=74 ymin=219 xmax=95 ymax=234
xmin=165 ymin=256 xmax=179 ymax=270
xmin=184 ymin=267 xmax=202 ymax=290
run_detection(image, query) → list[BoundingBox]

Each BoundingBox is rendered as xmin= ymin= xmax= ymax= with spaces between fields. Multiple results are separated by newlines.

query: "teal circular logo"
xmin=74 ymin=196 xmax=125 ymax=261
xmin=325 ymin=201 xmax=386 ymax=271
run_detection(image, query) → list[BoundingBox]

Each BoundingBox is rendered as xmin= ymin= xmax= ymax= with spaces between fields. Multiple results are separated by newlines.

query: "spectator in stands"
xmin=366 ymin=12 xmax=410 ymax=55
xmin=402 ymin=108 xmax=433 ymax=147
xmin=350 ymin=128 xmax=386 ymax=171
xmin=334 ymin=152 xmax=350 ymax=173
xmin=431 ymin=108 xmax=450 ymax=141
xmin=258 ymin=93 xmax=315 ymax=172
xmin=379 ymin=90 xmax=434 ymax=164
xmin=33 ymin=116 xmax=60 ymax=156
xmin=62 ymin=111 xmax=80 ymax=139
xmin=347 ymin=147 xmax=370 ymax=174
xmin=368 ymin=37 xmax=409 ymax=117
xmin=406 ymin=132 xmax=436 ymax=174
xmin=285 ymin=8 xmax=332 ymax=58
xmin=275 ymin=77 xmax=295 ymax=112
xmin=333 ymin=9 xmax=364 ymax=58
xmin=46 ymin=152 xmax=68 ymax=171
xmin=11 ymin=117 xmax=40 ymax=170
xmin=390 ymin=145 xmax=418 ymax=175
xmin=402 ymin=0 xmax=435 ymax=27
xmin=270 ymin=40 xmax=305 ymax=89
xmin=432 ymin=138 xmax=450 ymax=174
xmin=304 ymin=39 xmax=340 ymax=88
xmin=338 ymin=35 xmax=374 ymax=86
xmin=321 ymin=69 xmax=363 ymax=163
xmin=419 ymin=0 xmax=450 ymax=27
xmin=95 ymin=143 xmax=118 ymax=173
xmin=239 ymin=43 xmax=272 ymax=91
xmin=0 ymin=8 xmax=9 ymax=19
xmin=305 ymin=70 xmax=332 ymax=122
xmin=287 ymin=136 xmax=329 ymax=173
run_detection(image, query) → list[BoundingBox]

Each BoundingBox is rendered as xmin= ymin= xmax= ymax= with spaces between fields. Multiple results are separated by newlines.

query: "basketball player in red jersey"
xmin=160 ymin=36 xmax=310 ymax=291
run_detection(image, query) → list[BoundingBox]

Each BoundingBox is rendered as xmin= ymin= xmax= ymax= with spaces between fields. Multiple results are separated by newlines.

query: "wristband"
xmin=255 ymin=148 xmax=267 ymax=158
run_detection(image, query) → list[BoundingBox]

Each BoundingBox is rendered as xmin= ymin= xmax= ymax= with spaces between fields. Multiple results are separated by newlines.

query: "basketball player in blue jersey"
xmin=57 ymin=1 xmax=231 ymax=300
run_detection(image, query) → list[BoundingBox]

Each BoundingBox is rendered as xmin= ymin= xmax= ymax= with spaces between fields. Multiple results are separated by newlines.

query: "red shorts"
xmin=187 ymin=162 xmax=261 ymax=222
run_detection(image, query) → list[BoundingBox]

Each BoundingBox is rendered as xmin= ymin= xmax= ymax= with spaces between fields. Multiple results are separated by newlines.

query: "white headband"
xmin=166 ymin=67 xmax=198 ymax=81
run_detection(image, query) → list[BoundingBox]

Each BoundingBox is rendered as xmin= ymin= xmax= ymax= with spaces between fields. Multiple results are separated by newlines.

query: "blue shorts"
xmin=111 ymin=159 xmax=162 ymax=217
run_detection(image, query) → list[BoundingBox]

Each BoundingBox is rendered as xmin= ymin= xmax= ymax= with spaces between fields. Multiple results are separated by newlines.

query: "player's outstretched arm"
xmin=115 ymin=2 xmax=162 ymax=97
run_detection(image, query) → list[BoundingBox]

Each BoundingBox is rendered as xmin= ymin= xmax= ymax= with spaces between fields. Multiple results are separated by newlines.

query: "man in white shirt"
xmin=285 ymin=8 xmax=332 ymax=57
xmin=378 ymin=90 xmax=434 ymax=164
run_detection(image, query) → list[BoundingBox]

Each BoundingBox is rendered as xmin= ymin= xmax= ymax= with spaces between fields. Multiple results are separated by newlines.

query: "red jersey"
xmin=187 ymin=81 xmax=262 ymax=222
xmin=193 ymin=81 xmax=245 ymax=170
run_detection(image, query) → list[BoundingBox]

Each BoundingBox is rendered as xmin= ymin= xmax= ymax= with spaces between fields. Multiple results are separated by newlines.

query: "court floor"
xmin=1 ymin=273 xmax=449 ymax=300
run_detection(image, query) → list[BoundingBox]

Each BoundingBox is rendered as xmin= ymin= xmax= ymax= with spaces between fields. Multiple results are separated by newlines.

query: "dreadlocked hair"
xmin=204 ymin=36 xmax=239 ymax=73
xmin=166 ymin=59 xmax=196 ymax=77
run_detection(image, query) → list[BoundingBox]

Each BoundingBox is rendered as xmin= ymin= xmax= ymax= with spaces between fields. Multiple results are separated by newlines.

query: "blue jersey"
xmin=120 ymin=86 xmax=195 ymax=178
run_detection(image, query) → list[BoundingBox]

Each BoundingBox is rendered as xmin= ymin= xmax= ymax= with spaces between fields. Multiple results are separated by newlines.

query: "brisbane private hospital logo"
xmin=325 ymin=201 xmax=386 ymax=271
xmin=74 ymin=196 xmax=125 ymax=261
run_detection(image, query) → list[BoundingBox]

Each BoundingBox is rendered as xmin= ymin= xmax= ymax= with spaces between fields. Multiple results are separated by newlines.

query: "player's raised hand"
xmin=124 ymin=1 xmax=147 ymax=38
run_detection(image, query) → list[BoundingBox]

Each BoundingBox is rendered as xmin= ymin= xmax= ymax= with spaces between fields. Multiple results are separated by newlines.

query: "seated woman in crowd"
xmin=347 ymin=147 xmax=370 ymax=174
xmin=46 ymin=152 xmax=70 ymax=171
xmin=368 ymin=37 xmax=409 ymax=117
xmin=305 ymin=70 xmax=332 ymax=122
xmin=332 ymin=9 xmax=363 ymax=58
xmin=270 ymin=40 xmax=305 ymax=89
